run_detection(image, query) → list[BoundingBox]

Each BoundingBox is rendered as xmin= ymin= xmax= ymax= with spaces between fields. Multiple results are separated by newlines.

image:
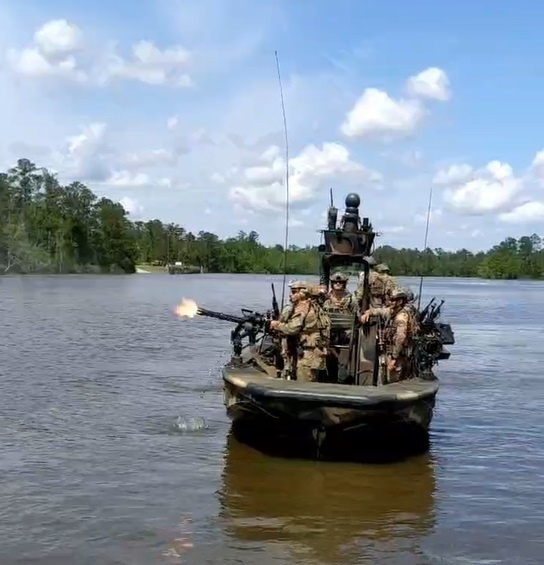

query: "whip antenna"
xmin=274 ymin=51 xmax=289 ymax=309
xmin=417 ymin=185 xmax=434 ymax=310
xmin=275 ymin=50 xmax=290 ymax=309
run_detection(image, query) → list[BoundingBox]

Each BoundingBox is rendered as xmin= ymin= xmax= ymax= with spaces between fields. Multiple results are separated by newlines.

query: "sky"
xmin=1 ymin=0 xmax=544 ymax=251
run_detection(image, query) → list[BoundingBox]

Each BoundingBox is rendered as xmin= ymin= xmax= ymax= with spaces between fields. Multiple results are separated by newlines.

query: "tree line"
xmin=1 ymin=158 xmax=543 ymax=279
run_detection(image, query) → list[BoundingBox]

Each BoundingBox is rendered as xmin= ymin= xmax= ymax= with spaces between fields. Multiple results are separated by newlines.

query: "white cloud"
xmin=7 ymin=19 xmax=193 ymax=88
xmin=229 ymin=141 xmax=382 ymax=213
xmin=121 ymin=148 xmax=178 ymax=169
xmin=104 ymin=170 xmax=172 ymax=188
xmin=7 ymin=19 xmax=87 ymax=83
xmin=7 ymin=19 xmax=86 ymax=82
xmin=210 ymin=172 xmax=226 ymax=184
xmin=341 ymin=88 xmax=426 ymax=139
xmin=101 ymin=40 xmax=193 ymax=87
xmin=530 ymin=150 xmax=544 ymax=181
xmin=406 ymin=67 xmax=451 ymax=101
xmin=106 ymin=171 xmax=151 ymax=187
xmin=382 ymin=225 xmax=406 ymax=234
xmin=167 ymin=115 xmax=180 ymax=130
xmin=414 ymin=208 xmax=443 ymax=224
xmin=499 ymin=201 xmax=544 ymax=223
xmin=119 ymin=196 xmax=144 ymax=218
xmin=340 ymin=67 xmax=451 ymax=140
xmin=53 ymin=122 xmax=113 ymax=181
xmin=442 ymin=160 xmax=522 ymax=214
xmin=432 ymin=163 xmax=473 ymax=185
xmin=34 ymin=19 xmax=83 ymax=57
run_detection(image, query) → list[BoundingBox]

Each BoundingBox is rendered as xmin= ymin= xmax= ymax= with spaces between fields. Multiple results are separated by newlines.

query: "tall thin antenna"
xmin=417 ymin=185 xmax=434 ymax=309
xmin=275 ymin=50 xmax=290 ymax=309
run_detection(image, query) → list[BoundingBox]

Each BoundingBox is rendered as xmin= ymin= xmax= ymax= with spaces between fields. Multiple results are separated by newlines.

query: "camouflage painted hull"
xmin=222 ymin=365 xmax=438 ymax=437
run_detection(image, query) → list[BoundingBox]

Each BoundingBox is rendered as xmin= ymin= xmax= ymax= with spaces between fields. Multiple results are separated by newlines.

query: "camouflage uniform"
xmin=279 ymin=303 xmax=295 ymax=378
xmin=323 ymin=272 xmax=356 ymax=314
xmin=361 ymin=263 xmax=401 ymax=307
xmin=273 ymin=281 xmax=331 ymax=382
xmin=364 ymin=287 xmax=417 ymax=382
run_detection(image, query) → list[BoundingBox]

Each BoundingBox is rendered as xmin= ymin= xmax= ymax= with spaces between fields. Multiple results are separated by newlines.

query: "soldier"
xmin=269 ymin=280 xmax=330 ymax=382
xmin=357 ymin=262 xmax=400 ymax=307
xmin=323 ymin=272 xmax=356 ymax=314
xmin=360 ymin=287 xmax=418 ymax=382
xmin=353 ymin=257 xmax=374 ymax=309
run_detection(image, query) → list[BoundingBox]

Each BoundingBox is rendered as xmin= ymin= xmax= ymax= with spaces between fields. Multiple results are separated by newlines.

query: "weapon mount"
xmin=195 ymin=283 xmax=284 ymax=372
xmin=318 ymin=192 xmax=376 ymax=300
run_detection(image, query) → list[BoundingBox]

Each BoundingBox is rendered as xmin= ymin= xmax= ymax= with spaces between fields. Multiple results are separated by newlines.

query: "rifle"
xmin=271 ymin=283 xmax=280 ymax=320
xmin=372 ymin=321 xmax=387 ymax=385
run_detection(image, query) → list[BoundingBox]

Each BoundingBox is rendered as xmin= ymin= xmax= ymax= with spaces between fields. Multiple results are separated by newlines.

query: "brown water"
xmin=1 ymin=273 xmax=543 ymax=564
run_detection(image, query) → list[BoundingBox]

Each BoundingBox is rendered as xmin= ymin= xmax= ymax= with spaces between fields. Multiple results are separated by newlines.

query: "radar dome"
xmin=345 ymin=193 xmax=360 ymax=208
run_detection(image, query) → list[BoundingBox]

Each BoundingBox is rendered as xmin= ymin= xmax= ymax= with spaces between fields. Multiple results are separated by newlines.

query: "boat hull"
xmin=222 ymin=366 xmax=437 ymax=457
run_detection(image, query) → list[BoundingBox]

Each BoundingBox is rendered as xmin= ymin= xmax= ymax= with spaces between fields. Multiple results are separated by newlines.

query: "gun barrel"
xmin=197 ymin=307 xmax=244 ymax=324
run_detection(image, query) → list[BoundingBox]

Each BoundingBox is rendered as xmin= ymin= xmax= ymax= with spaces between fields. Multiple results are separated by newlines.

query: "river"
xmin=1 ymin=273 xmax=542 ymax=564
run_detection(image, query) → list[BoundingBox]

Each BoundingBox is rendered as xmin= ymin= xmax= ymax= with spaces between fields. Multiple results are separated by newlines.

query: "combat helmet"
xmin=288 ymin=280 xmax=309 ymax=291
xmin=375 ymin=263 xmax=390 ymax=273
xmin=390 ymin=286 xmax=410 ymax=301
xmin=330 ymin=271 xmax=349 ymax=283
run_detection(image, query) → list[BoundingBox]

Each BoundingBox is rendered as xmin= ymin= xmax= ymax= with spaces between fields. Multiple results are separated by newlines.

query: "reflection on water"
xmin=218 ymin=433 xmax=436 ymax=564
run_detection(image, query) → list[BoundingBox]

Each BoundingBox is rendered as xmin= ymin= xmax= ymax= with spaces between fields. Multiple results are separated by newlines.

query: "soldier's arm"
xmin=367 ymin=306 xmax=391 ymax=319
xmin=352 ymin=284 xmax=363 ymax=304
xmin=392 ymin=312 xmax=409 ymax=357
xmin=279 ymin=305 xmax=292 ymax=322
xmin=275 ymin=310 xmax=306 ymax=336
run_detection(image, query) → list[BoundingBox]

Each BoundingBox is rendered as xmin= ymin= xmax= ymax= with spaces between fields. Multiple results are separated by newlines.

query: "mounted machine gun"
xmin=173 ymin=283 xmax=284 ymax=375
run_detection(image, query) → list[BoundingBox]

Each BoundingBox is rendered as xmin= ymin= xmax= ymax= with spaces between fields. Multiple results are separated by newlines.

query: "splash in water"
xmin=174 ymin=416 xmax=209 ymax=433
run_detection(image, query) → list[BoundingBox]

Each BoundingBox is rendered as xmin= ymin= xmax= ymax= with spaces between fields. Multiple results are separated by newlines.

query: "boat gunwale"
xmin=222 ymin=370 xmax=439 ymax=409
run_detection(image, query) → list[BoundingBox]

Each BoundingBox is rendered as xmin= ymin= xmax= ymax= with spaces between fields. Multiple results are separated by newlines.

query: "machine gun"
xmin=418 ymin=297 xmax=455 ymax=345
xmin=196 ymin=306 xmax=270 ymax=354
xmin=412 ymin=297 xmax=455 ymax=377
xmin=195 ymin=283 xmax=283 ymax=367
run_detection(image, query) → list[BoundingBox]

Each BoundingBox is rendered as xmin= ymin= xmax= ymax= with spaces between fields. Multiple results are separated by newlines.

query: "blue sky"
xmin=1 ymin=0 xmax=544 ymax=251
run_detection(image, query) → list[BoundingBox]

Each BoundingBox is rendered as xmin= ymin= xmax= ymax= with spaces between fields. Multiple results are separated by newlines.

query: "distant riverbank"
xmin=4 ymin=264 xmax=544 ymax=281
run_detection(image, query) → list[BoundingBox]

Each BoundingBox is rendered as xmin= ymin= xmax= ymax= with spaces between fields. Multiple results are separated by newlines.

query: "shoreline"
xmin=2 ymin=269 xmax=543 ymax=282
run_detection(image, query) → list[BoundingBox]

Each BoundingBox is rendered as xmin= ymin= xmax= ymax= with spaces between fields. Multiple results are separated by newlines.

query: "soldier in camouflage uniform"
xmin=356 ymin=262 xmax=400 ymax=308
xmin=359 ymin=287 xmax=418 ymax=383
xmin=270 ymin=280 xmax=331 ymax=382
xmin=323 ymin=272 xmax=357 ymax=314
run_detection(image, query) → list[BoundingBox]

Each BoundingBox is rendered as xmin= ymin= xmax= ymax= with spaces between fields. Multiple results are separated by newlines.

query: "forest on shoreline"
xmin=1 ymin=158 xmax=543 ymax=280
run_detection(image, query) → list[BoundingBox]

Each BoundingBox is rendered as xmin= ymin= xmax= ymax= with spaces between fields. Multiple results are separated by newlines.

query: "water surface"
xmin=1 ymin=274 xmax=543 ymax=564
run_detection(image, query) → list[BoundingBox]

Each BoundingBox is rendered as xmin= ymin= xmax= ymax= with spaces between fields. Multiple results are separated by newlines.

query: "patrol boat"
xmin=175 ymin=193 xmax=455 ymax=456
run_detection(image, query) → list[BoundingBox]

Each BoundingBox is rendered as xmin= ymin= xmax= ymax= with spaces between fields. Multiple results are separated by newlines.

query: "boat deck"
xmin=223 ymin=367 xmax=438 ymax=408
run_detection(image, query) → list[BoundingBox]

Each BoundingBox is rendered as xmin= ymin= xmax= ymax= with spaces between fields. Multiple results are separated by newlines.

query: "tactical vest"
xmin=299 ymin=301 xmax=330 ymax=350
xmin=324 ymin=292 xmax=354 ymax=314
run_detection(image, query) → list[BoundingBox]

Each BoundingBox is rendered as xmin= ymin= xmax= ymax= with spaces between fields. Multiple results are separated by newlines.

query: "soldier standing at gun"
xmin=269 ymin=281 xmax=330 ymax=382
xmin=360 ymin=287 xmax=417 ymax=382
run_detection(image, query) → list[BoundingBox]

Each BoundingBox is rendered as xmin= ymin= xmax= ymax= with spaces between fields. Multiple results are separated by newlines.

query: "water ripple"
xmin=1 ymin=275 xmax=543 ymax=564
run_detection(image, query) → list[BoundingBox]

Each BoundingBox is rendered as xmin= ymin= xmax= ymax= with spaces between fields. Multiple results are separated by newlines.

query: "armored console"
xmin=318 ymin=193 xmax=376 ymax=294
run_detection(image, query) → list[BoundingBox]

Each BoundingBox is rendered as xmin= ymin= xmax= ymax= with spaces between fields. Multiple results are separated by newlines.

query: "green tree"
xmin=3 ymin=157 xmax=544 ymax=279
